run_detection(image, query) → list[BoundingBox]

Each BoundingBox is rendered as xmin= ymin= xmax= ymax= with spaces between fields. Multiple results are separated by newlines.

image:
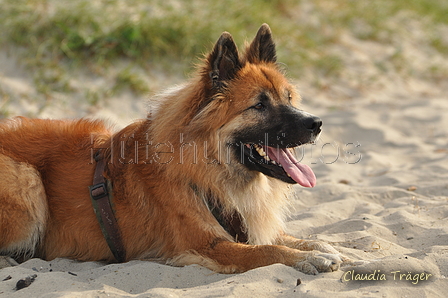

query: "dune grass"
xmin=0 ymin=0 xmax=447 ymax=100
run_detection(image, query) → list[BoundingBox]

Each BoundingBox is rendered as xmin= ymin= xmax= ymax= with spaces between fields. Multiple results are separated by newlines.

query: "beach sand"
xmin=1 ymin=38 xmax=448 ymax=297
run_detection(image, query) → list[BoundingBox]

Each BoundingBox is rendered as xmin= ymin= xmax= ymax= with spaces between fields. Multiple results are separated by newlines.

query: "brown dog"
xmin=0 ymin=24 xmax=342 ymax=274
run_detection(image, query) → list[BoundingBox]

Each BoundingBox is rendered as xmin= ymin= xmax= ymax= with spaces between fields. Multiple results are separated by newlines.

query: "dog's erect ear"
xmin=246 ymin=23 xmax=276 ymax=64
xmin=208 ymin=32 xmax=241 ymax=88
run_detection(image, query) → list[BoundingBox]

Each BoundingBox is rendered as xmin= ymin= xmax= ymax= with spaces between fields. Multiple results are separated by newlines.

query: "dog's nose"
xmin=303 ymin=116 xmax=322 ymax=134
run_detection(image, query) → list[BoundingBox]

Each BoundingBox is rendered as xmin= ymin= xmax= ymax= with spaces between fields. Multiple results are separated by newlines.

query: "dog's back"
xmin=0 ymin=117 xmax=110 ymax=259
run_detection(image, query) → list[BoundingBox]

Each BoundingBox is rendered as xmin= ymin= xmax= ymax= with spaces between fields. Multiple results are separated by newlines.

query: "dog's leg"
xmin=276 ymin=234 xmax=340 ymax=254
xmin=170 ymin=240 xmax=341 ymax=275
xmin=276 ymin=234 xmax=363 ymax=266
xmin=0 ymin=154 xmax=47 ymax=259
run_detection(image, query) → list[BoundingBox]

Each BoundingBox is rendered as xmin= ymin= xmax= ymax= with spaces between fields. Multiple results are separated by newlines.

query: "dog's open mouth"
xmin=243 ymin=144 xmax=316 ymax=187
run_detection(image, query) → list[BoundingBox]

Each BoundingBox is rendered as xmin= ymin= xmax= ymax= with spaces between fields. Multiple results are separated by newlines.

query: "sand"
xmin=1 ymin=93 xmax=447 ymax=297
xmin=1 ymin=35 xmax=448 ymax=298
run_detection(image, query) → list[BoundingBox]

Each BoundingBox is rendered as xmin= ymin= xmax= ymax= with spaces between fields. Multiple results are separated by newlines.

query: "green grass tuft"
xmin=114 ymin=67 xmax=150 ymax=95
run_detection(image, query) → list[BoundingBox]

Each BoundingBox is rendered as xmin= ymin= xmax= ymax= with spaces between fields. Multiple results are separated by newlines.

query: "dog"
xmin=0 ymin=24 xmax=343 ymax=274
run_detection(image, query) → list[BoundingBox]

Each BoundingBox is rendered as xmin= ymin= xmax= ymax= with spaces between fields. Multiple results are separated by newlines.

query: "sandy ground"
xmin=1 ymin=32 xmax=448 ymax=297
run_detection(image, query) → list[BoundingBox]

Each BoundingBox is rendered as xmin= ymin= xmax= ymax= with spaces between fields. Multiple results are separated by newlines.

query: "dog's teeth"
xmin=256 ymin=147 xmax=266 ymax=157
xmin=248 ymin=144 xmax=275 ymax=163
xmin=253 ymin=144 xmax=268 ymax=157
xmin=287 ymin=173 xmax=291 ymax=177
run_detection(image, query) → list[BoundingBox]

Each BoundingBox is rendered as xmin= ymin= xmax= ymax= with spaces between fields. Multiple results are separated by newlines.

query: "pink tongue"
xmin=266 ymin=147 xmax=316 ymax=187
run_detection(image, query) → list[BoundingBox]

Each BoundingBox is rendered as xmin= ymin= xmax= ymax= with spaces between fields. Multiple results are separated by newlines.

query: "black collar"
xmin=190 ymin=184 xmax=248 ymax=243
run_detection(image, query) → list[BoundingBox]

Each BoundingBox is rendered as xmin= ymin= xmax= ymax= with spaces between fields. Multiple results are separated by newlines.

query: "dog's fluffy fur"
xmin=0 ymin=24 xmax=343 ymax=274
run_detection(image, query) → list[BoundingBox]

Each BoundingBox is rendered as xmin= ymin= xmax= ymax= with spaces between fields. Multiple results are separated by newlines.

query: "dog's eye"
xmin=253 ymin=102 xmax=265 ymax=110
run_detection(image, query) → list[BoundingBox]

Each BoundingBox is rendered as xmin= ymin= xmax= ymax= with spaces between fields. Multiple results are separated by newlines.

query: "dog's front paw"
xmin=294 ymin=252 xmax=342 ymax=275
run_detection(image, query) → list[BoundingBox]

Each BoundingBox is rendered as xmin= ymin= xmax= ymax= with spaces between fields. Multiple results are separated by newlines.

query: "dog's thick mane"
xmin=218 ymin=174 xmax=291 ymax=245
xmin=142 ymin=78 xmax=292 ymax=246
xmin=98 ymin=22 xmax=298 ymax=250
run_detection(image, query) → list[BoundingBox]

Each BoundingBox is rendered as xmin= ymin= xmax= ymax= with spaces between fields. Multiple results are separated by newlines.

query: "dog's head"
xmin=193 ymin=24 xmax=321 ymax=187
